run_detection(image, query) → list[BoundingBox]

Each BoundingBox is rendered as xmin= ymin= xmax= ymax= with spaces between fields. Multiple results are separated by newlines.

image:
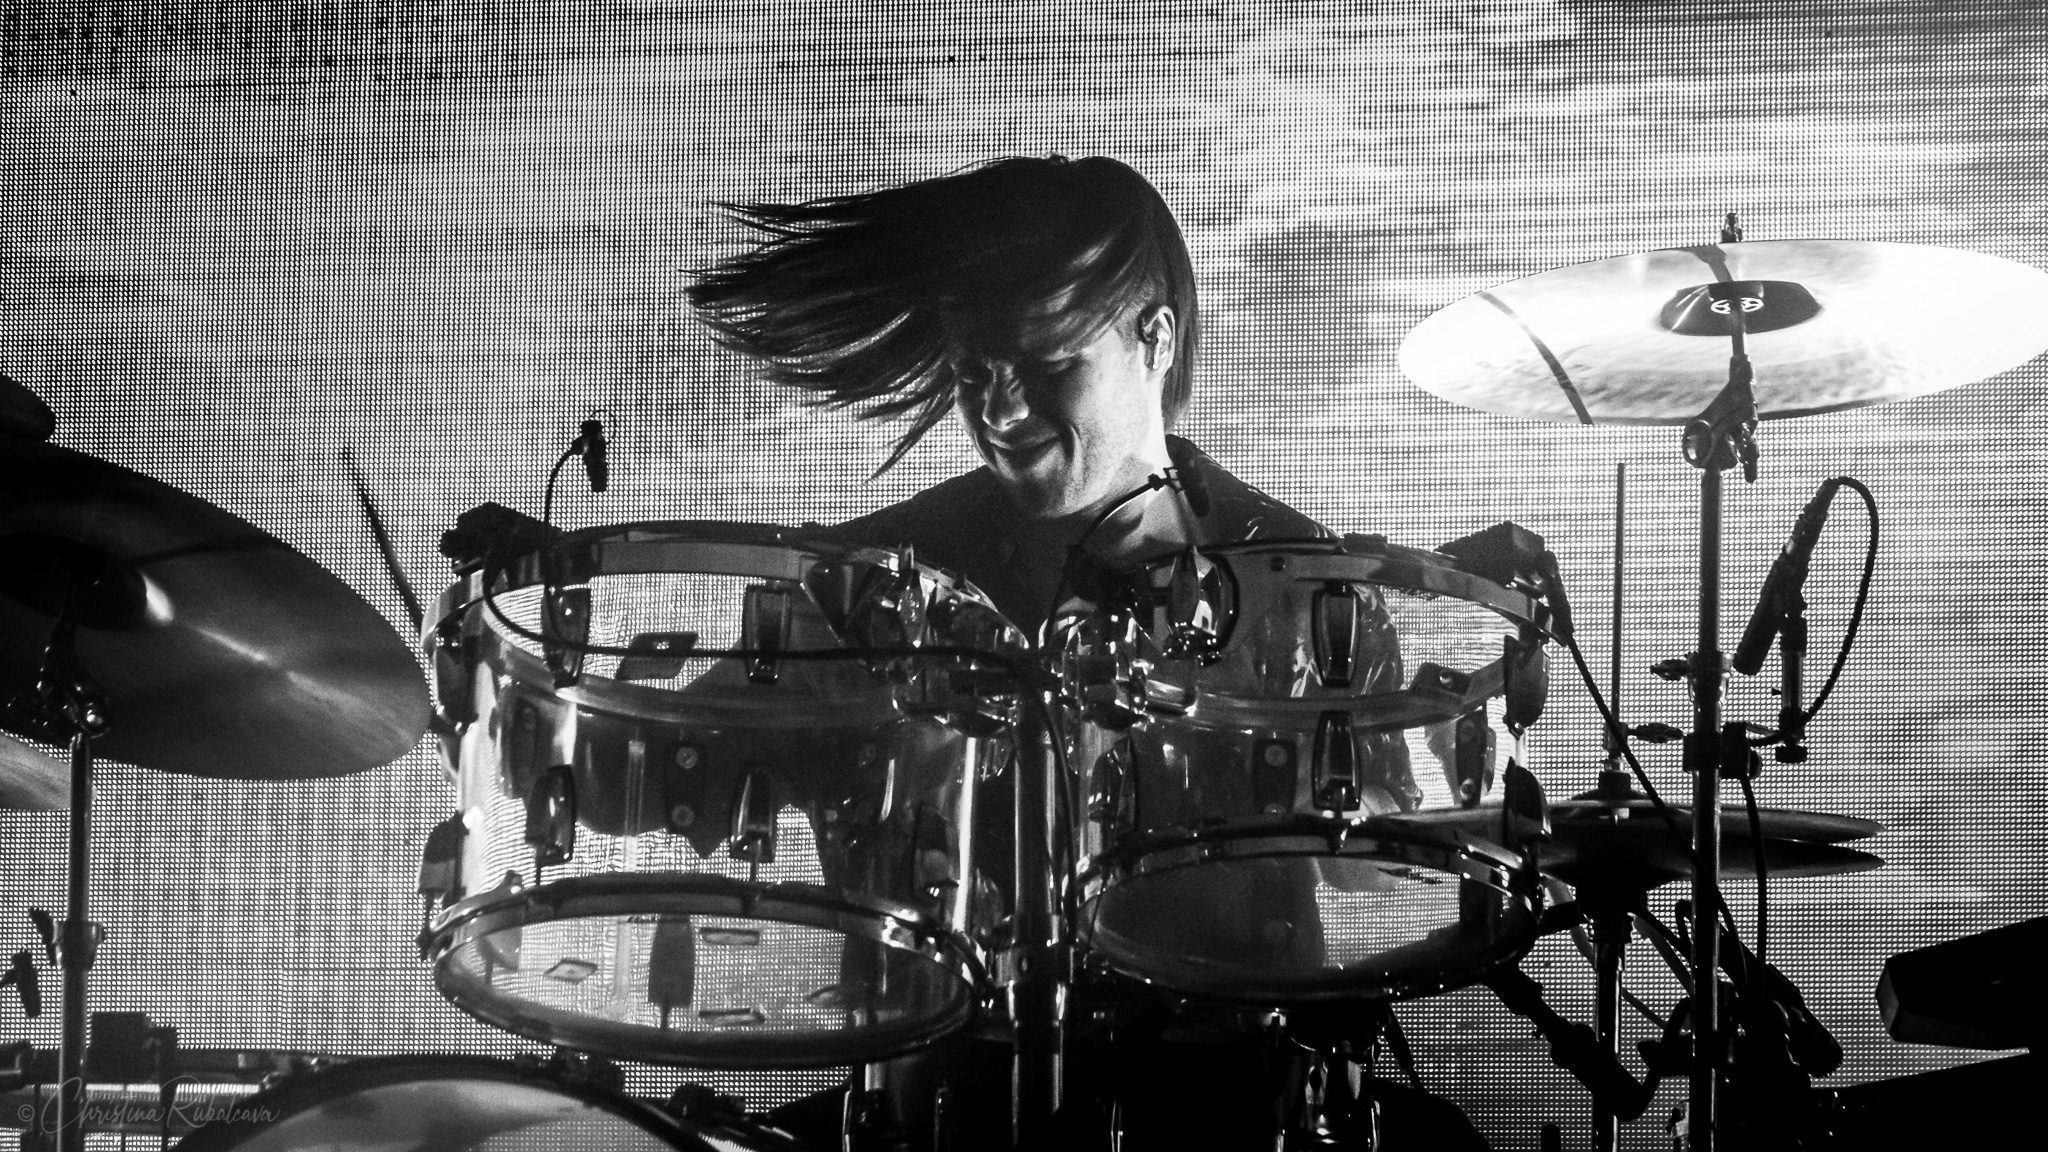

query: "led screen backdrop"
xmin=2 ymin=0 xmax=2045 ymax=1147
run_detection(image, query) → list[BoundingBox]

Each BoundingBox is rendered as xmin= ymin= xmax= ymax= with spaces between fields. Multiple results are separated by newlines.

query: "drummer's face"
xmin=952 ymin=305 xmax=1174 ymax=520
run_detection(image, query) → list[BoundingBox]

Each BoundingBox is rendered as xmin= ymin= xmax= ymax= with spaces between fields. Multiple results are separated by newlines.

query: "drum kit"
xmin=3 ymin=231 xmax=2046 ymax=1152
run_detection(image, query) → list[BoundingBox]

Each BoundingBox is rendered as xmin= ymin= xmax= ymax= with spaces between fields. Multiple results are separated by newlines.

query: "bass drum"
xmin=172 ymin=1055 xmax=815 ymax=1152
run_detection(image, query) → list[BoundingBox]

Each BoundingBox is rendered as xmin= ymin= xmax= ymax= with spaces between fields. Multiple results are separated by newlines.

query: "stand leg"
xmin=56 ymin=733 xmax=94 ymax=1152
xmin=1591 ymin=907 xmax=1635 ymax=1152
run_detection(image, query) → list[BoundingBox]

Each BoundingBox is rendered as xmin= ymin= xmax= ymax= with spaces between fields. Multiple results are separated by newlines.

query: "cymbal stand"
xmin=1563 ymin=861 xmax=1661 ymax=1152
xmin=1673 ymin=279 xmax=1762 ymax=1152
xmin=1007 ymin=680 xmax=1066 ymax=1149
xmin=1592 ymin=462 xmax=1631 ymax=1152
xmin=13 ymin=601 xmax=110 ymax=1152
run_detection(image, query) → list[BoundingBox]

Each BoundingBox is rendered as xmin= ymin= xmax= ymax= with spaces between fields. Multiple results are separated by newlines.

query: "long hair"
xmin=688 ymin=155 xmax=1201 ymax=476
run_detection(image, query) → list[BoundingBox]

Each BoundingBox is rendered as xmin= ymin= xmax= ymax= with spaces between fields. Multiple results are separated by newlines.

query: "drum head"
xmin=1081 ymin=824 xmax=1537 ymax=1002
xmin=431 ymin=874 xmax=980 ymax=1067
xmin=173 ymin=1055 xmax=812 ymax=1152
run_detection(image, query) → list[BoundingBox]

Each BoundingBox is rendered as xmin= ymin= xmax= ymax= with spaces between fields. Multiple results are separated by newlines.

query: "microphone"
xmin=1732 ymin=479 xmax=1844 ymax=677
xmin=576 ymin=418 xmax=609 ymax=493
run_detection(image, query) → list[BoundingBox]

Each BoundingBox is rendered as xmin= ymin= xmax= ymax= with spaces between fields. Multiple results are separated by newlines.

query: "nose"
xmin=973 ymin=362 xmax=1030 ymax=431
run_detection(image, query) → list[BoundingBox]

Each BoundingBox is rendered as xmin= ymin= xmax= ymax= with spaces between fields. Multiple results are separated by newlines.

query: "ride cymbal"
xmin=0 ymin=441 xmax=429 ymax=778
xmin=1399 ymin=240 xmax=2048 ymax=423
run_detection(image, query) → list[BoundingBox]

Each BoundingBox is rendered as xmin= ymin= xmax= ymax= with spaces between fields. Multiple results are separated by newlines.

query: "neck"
xmin=1029 ymin=469 xmax=1188 ymax=558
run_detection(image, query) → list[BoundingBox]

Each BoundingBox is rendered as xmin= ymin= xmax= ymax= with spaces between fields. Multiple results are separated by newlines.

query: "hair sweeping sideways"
xmin=688 ymin=155 xmax=1201 ymax=476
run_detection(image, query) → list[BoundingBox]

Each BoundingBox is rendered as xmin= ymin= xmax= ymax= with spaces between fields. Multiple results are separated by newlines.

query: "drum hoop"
xmin=1076 ymin=819 xmax=1540 ymax=1003
xmin=433 ymin=521 xmax=916 ymax=626
xmin=425 ymin=874 xmax=983 ymax=1068
xmin=1178 ymin=659 xmax=1505 ymax=732
xmin=1076 ymin=818 xmax=1531 ymax=905
xmin=171 ymin=1053 xmax=694 ymax=1151
xmin=484 ymin=628 xmax=906 ymax=726
xmin=433 ymin=520 xmax=1001 ymax=723
xmin=1184 ymin=536 xmax=1545 ymax=630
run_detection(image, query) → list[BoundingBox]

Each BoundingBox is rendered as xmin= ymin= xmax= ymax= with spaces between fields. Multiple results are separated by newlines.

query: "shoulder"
xmin=1168 ymin=436 xmax=1328 ymax=542
xmin=824 ymin=468 xmax=1009 ymax=565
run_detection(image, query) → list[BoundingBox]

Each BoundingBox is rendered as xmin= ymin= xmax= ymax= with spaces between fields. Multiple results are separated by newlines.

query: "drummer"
xmin=690 ymin=155 xmax=1386 ymax=651
xmin=689 ymin=156 xmax=1478 ymax=1150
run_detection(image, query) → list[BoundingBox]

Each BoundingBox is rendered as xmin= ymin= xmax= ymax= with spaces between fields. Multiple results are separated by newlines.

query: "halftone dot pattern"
xmin=3 ymin=2 xmax=2046 ymax=1149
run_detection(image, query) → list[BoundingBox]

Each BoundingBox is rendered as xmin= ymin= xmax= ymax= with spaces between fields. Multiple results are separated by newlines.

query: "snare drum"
xmin=172 ymin=1054 xmax=814 ymax=1151
xmin=1072 ymin=534 xmax=1549 ymax=1002
xmin=421 ymin=523 xmax=1024 ymax=1066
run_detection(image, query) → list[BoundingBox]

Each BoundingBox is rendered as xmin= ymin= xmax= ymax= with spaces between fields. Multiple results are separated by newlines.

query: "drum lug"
xmin=730 ymin=768 xmax=778 ymax=864
xmin=892 ymin=564 xmax=930 ymax=641
xmin=1311 ymin=581 xmax=1360 ymax=688
xmin=1159 ymin=547 xmax=1230 ymax=662
xmin=1086 ymin=741 xmax=1133 ymax=834
xmin=1503 ymin=630 xmax=1550 ymax=733
xmin=801 ymin=557 xmax=895 ymax=645
xmin=1452 ymin=708 xmax=1497 ymax=808
xmin=1312 ymin=711 xmax=1360 ymax=812
xmin=1252 ymin=736 xmax=1295 ymax=815
xmin=542 ymin=585 xmax=590 ymax=689
xmin=647 ymin=914 xmax=697 ymax=1022
xmin=431 ymin=613 xmax=479 ymax=726
xmin=523 ymin=764 xmax=577 ymax=868
xmin=1060 ymin=610 xmax=1146 ymax=729
xmin=741 ymin=583 xmax=792 ymax=685
xmin=417 ymin=811 xmax=469 ymax=906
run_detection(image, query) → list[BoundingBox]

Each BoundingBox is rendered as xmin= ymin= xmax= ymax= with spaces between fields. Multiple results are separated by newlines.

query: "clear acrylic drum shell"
xmin=1074 ymin=537 xmax=1545 ymax=1002
xmin=422 ymin=523 xmax=1016 ymax=1067
xmin=171 ymin=1055 xmax=815 ymax=1152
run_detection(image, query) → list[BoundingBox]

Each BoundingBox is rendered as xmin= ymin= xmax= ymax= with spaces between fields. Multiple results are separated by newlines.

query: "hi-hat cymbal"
xmin=0 ymin=441 xmax=429 ymax=778
xmin=0 ymin=730 xmax=66 ymax=809
xmin=1383 ymin=792 xmax=1884 ymax=891
xmin=1399 ymin=240 xmax=2048 ymax=423
xmin=1534 ymin=824 xmax=1883 ymax=891
xmin=1551 ymin=782 xmax=1883 ymax=843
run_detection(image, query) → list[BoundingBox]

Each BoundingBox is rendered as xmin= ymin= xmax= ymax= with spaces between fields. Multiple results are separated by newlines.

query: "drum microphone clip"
xmin=571 ymin=418 xmax=608 ymax=493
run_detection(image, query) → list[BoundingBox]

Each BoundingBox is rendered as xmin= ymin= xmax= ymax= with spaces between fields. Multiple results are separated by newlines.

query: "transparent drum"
xmin=1070 ymin=533 xmax=1551 ymax=1002
xmin=171 ymin=1055 xmax=816 ymax=1151
xmin=421 ymin=523 xmax=1023 ymax=1066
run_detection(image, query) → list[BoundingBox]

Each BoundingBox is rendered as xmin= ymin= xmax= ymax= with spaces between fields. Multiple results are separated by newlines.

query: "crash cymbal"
xmin=0 ymin=441 xmax=429 ymax=778
xmin=1399 ymin=240 xmax=2048 ymax=423
xmin=0 ymin=372 xmax=55 ymax=441
xmin=0 ymin=730 xmax=66 ymax=809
